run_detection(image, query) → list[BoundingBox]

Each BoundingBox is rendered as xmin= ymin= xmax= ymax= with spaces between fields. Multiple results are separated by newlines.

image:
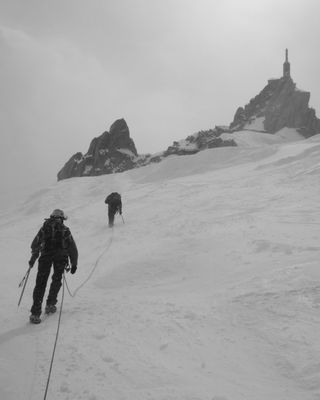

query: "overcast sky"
xmin=1 ymin=0 xmax=320 ymax=209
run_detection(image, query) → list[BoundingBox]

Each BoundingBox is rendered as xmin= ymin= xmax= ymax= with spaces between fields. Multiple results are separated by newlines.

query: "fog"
xmin=1 ymin=0 xmax=319 ymax=209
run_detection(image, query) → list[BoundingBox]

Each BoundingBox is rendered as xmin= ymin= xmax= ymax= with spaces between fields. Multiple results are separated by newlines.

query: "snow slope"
xmin=1 ymin=131 xmax=320 ymax=400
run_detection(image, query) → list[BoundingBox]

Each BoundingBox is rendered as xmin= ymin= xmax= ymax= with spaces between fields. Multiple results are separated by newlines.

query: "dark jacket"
xmin=105 ymin=193 xmax=122 ymax=214
xmin=31 ymin=219 xmax=78 ymax=267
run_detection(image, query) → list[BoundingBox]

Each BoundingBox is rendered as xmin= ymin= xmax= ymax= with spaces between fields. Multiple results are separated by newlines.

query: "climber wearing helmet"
xmin=28 ymin=209 xmax=78 ymax=324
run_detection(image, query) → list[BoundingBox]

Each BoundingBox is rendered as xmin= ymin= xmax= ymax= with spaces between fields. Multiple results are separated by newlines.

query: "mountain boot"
xmin=45 ymin=304 xmax=57 ymax=314
xmin=29 ymin=314 xmax=41 ymax=324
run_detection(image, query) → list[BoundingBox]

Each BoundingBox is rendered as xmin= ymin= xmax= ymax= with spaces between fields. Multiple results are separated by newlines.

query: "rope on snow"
xmin=64 ymin=231 xmax=114 ymax=298
xmin=40 ymin=226 xmax=117 ymax=399
xmin=43 ymin=273 xmax=65 ymax=400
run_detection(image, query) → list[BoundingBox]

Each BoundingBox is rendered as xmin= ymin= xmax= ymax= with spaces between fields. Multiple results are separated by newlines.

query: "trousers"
xmin=31 ymin=253 xmax=67 ymax=315
xmin=108 ymin=207 xmax=117 ymax=227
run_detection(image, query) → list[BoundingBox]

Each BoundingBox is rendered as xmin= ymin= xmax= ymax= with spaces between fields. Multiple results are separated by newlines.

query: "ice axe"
xmin=18 ymin=267 xmax=31 ymax=307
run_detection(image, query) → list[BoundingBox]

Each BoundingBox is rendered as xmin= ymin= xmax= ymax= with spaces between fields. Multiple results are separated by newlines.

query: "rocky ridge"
xmin=230 ymin=77 xmax=320 ymax=137
xmin=57 ymin=120 xmax=236 ymax=180
xmin=58 ymin=54 xmax=320 ymax=181
xmin=57 ymin=119 xmax=138 ymax=181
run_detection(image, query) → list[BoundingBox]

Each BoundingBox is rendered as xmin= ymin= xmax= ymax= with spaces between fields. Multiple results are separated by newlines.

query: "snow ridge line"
xmin=64 ymin=230 xmax=114 ymax=297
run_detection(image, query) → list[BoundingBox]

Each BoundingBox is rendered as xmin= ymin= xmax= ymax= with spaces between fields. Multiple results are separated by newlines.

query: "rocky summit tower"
xmin=283 ymin=48 xmax=291 ymax=79
xmin=229 ymin=49 xmax=320 ymax=137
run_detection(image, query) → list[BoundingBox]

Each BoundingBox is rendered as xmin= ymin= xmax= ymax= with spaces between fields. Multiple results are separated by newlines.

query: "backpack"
xmin=105 ymin=192 xmax=121 ymax=205
xmin=41 ymin=218 xmax=67 ymax=251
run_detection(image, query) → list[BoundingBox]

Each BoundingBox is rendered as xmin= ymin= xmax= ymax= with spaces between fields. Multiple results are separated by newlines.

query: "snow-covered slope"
xmin=1 ymin=131 xmax=320 ymax=400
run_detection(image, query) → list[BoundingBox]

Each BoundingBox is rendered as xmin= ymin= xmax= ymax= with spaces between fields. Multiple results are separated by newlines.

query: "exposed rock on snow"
xmin=230 ymin=77 xmax=320 ymax=137
xmin=2 ymin=132 xmax=320 ymax=400
xmin=58 ymin=119 xmax=138 ymax=180
xmin=58 ymin=52 xmax=320 ymax=181
xmin=57 ymin=122 xmax=236 ymax=180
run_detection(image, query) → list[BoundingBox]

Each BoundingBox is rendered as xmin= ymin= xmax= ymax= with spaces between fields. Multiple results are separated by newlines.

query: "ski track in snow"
xmin=0 ymin=131 xmax=320 ymax=400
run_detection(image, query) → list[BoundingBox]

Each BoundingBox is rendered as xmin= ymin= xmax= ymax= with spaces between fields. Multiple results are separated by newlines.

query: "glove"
xmin=28 ymin=254 xmax=38 ymax=268
xmin=71 ymin=265 xmax=77 ymax=274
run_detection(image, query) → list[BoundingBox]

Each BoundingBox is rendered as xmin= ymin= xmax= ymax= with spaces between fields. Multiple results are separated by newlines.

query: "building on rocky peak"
xmin=230 ymin=49 xmax=320 ymax=137
xmin=58 ymin=51 xmax=320 ymax=181
xmin=283 ymin=48 xmax=290 ymax=79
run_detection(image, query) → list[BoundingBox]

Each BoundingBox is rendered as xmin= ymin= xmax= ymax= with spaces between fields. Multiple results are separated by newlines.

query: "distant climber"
xmin=28 ymin=209 xmax=78 ymax=324
xmin=104 ymin=192 xmax=122 ymax=227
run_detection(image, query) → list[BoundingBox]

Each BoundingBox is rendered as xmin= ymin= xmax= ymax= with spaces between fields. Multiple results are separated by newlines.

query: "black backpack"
xmin=105 ymin=192 xmax=121 ymax=205
xmin=41 ymin=218 xmax=67 ymax=251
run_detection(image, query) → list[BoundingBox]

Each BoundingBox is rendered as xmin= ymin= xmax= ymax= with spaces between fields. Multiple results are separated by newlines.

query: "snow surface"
xmin=1 ymin=131 xmax=320 ymax=400
xmin=243 ymin=116 xmax=266 ymax=132
xmin=221 ymin=128 xmax=304 ymax=148
xmin=116 ymin=148 xmax=136 ymax=158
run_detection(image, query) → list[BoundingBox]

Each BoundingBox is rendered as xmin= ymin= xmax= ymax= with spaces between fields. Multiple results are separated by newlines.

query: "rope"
xmin=43 ymin=273 xmax=65 ymax=400
xmin=41 ymin=229 xmax=115 ymax=398
xmin=64 ymin=233 xmax=114 ymax=298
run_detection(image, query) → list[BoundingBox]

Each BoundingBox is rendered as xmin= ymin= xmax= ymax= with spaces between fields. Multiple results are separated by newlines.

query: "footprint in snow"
xmin=59 ymin=381 xmax=71 ymax=393
xmin=102 ymin=355 xmax=115 ymax=363
xmin=212 ymin=397 xmax=228 ymax=400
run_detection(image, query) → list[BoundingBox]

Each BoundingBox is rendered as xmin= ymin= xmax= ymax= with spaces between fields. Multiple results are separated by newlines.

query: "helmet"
xmin=50 ymin=209 xmax=67 ymax=220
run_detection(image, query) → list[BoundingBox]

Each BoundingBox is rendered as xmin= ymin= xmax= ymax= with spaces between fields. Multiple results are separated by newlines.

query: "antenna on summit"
xmin=283 ymin=48 xmax=291 ymax=79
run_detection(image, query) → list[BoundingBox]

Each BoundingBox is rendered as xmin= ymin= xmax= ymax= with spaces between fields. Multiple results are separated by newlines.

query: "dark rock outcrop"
xmin=132 ymin=126 xmax=236 ymax=167
xmin=58 ymin=121 xmax=236 ymax=180
xmin=58 ymin=52 xmax=320 ymax=181
xmin=162 ymin=127 xmax=236 ymax=157
xmin=58 ymin=119 xmax=138 ymax=181
xmin=230 ymin=77 xmax=320 ymax=137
